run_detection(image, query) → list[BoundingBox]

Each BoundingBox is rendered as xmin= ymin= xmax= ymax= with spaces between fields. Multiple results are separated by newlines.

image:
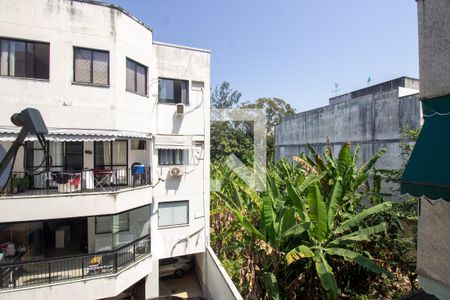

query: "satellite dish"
xmin=0 ymin=145 xmax=13 ymax=189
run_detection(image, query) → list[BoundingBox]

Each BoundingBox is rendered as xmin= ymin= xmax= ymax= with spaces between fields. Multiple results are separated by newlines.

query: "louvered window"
xmin=74 ymin=47 xmax=109 ymax=85
xmin=126 ymin=58 xmax=147 ymax=96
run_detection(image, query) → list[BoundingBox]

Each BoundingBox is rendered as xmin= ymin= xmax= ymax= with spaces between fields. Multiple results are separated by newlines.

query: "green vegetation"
xmin=211 ymin=143 xmax=418 ymax=299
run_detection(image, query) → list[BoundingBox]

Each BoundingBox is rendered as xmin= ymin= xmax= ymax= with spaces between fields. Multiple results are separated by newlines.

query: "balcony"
xmin=1 ymin=167 xmax=152 ymax=198
xmin=0 ymin=235 xmax=151 ymax=291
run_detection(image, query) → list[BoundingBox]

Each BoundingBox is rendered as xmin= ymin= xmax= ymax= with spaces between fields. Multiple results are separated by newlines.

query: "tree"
xmin=241 ymin=98 xmax=296 ymax=161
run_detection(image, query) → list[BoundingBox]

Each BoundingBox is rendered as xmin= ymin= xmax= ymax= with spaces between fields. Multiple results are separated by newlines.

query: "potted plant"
xmin=10 ymin=176 xmax=20 ymax=194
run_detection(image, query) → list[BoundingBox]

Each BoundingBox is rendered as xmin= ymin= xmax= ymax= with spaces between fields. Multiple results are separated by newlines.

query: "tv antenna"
xmin=331 ymin=83 xmax=340 ymax=97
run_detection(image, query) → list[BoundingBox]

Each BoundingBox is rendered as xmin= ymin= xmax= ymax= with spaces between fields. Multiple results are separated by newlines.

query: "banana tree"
xmin=285 ymin=181 xmax=393 ymax=300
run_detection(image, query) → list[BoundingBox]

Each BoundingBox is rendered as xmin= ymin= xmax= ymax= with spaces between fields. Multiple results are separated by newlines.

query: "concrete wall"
xmin=275 ymin=89 xmax=421 ymax=170
xmin=0 ymin=254 xmax=153 ymax=300
xmin=416 ymin=1 xmax=450 ymax=298
xmin=201 ymin=246 xmax=243 ymax=300
xmin=417 ymin=0 xmax=450 ymax=100
xmin=151 ymin=43 xmax=211 ymax=260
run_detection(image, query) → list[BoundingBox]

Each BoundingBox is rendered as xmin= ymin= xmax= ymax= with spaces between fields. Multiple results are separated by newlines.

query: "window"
xmin=94 ymin=140 xmax=128 ymax=170
xmin=131 ymin=140 xmax=147 ymax=150
xmin=158 ymin=149 xmax=188 ymax=165
xmin=158 ymin=201 xmax=189 ymax=227
xmin=126 ymin=58 xmax=147 ymax=95
xmin=74 ymin=47 xmax=109 ymax=85
xmin=0 ymin=38 xmax=49 ymax=79
xmin=158 ymin=78 xmax=189 ymax=104
xmin=95 ymin=212 xmax=129 ymax=234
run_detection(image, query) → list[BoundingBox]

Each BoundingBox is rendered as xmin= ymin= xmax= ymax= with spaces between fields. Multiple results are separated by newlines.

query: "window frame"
xmin=94 ymin=140 xmax=128 ymax=170
xmin=158 ymin=77 xmax=189 ymax=105
xmin=73 ymin=46 xmax=110 ymax=86
xmin=0 ymin=37 xmax=50 ymax=80
xmin=158 ymin=200 xmax=189 ymax=228
xmin=95 ymin=211 xmax=130 ymax=234
xmin=126 ymin=57 xmax=148 ymax=96
xmin=157 ymin=149 xmax=188 ymax=166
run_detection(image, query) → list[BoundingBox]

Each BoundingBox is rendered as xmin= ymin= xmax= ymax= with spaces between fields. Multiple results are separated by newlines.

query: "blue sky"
xmin=109 ymin=0 xmax=419 ymax=112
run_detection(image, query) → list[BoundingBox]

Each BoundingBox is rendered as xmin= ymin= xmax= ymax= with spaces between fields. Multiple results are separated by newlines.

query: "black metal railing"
xmin=1 ymin=167 xmax=151 ymax=197
xmin=0 ymin=235 xmax=151 ymax=290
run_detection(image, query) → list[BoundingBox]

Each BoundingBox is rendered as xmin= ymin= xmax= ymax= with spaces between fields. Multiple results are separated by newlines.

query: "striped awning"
xmin=0 ymin=127 xmax=152 ymax=142
xmin=154 ymin=135 xmax=192 ymax=149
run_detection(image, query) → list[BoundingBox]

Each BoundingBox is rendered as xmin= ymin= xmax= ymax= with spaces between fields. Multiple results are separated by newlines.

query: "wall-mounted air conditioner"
xmin=170 ymin=166 xmax=182 ymax=177
xmin=176 ymin=103 xmax=185 ymax=115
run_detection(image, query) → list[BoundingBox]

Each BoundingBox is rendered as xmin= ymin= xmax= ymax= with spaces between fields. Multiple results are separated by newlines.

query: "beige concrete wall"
xmin=417 ymin=0 xmax=450 ymax=100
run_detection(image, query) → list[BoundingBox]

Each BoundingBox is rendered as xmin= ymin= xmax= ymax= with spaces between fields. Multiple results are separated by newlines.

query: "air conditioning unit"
xmin=170 ymin=166 xmax=182 ymax=177
xmin=176 ymin=103 xmax=185 ymax=115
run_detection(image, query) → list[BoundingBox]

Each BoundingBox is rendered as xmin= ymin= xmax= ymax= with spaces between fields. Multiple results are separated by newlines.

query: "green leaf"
xmin=263 ymin=191 xmax=277 ymax=244
xmin=326 ymin=247 xmax=393 ymax=278
xmin=281 ymin=222 xmax=311 ymax=240
xmin=338 ymin=142 xmax=352 ymax=175
xmin=327 ymin=177 xmax=343 ymax=229
xmin=280 ymin=207 xmax=296 ymax=236
xmin=314 ymin=253 xmax=339 ymax=300
xmin=286 ymin=245 xmax=314 ymax=265
xmin=335 ymin=202 xmax=392 ymax=234
xmin=330 ymin=223 xmax=387 ymax=246
xmin=262 ymin=271 xmax=280 ymax=300
xmin=356 ymin=148 xmax=386 ymax=185
xmin=308 ymin=184 xmax=328 ymax=239
xmin=352 ymin=144 xmax=360 ymax=166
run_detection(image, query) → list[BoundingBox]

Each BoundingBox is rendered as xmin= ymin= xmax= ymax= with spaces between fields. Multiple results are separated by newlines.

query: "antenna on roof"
xmin=331 ymin=83 xmax=340 ymax=97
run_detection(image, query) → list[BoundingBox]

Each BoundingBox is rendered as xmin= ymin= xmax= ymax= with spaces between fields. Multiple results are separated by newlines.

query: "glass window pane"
xmin=92 ymin=51 xmax=108 ymax=85
xmin=112 ymin=141 xmax=127 ymax=165
xmin=0 ymin=40 xmax=9 ymax=76
xmin=26 ymin=43 xmax=34 ymax=78
xmin=126 ymin=59 xmax=135 ymax=92
xmin=136 ymin=64 xmax=146 ymax=95
xmin=74 ymin=48 xmax=91 ymax=83
xmin=12 ymin=41 xmax=26 ymax=77
xmin=159 ymin=79 xmax=174 ymax=103
xmin=96 ymin=216 xmax=112 ymax=234
xmin=34 ymin=43 xmax=49 ymax=79
xmin=49 ymin=142 xmax=64 ymax=167
xmin=95 ymin=141 xmax=111 ymax=167
xmin=158 ymin=201 xmax=188 ymax=227
xmin=119 ymin=212 xmax=129 ymax=231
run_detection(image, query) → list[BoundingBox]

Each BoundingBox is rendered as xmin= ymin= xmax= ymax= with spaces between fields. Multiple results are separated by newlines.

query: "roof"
xmin=0 ymin=127 xmax=152 ymax=142
xmin=401 ymin=95 xmax=450 ymax=201
xmin=153 ymin=41 xmax=211 ymax=54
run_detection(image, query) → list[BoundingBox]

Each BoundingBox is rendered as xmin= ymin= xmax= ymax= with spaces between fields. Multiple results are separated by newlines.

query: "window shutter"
xmin=92 ymin=51 xmax=109 ymax=85
xmin=126 ymin=59 xmax=135 ymax=92
xmin=74 ymin=48 xmax=91 ymax=83
xmin=136 ymin=64 xmax=146 ymax=95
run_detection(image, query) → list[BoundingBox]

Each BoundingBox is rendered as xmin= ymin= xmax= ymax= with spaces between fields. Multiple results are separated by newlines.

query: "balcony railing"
xmin=1 ymin=167 xmax=151 ymax=197
xmin=0 ymin=235 xmax=151 ymax=290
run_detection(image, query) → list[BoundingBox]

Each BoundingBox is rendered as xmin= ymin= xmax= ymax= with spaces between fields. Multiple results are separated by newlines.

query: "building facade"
xmin=0 ymin=0 xmax=212 ymax=299
xmin=401 ymin=1 xmax=450 ymax=299
xmin=275 ymin=77 xmax=421 ymax=172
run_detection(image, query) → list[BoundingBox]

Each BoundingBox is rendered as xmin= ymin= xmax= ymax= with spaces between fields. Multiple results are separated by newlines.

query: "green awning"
xmin=401 ymin=95 xmax=450 ymax=201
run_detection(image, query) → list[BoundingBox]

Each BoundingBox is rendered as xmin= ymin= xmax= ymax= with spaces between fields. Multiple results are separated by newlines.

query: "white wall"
xmin=0 ymin=0 xmax=154 ymax=133
xmin=151 ymin=43 xmax=211 ymax=259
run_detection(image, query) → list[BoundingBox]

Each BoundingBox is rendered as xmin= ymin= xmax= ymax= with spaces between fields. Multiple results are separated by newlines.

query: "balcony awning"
xmin=0 ymin=127 xmax=152 ymax=142
xmin=154 ymin=135 xmax=192 ymax=149
xmin=401 ymin=96 xmax=450 ymax=201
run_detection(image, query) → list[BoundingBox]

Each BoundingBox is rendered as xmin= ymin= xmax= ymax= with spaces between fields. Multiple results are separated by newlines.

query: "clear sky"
xmin=108 ymin=0 xmax=419 ymax=112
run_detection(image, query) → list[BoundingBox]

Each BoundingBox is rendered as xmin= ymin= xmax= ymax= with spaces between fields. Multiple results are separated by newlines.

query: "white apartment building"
xmin=0 ymin=1 xmax=231 ymax=299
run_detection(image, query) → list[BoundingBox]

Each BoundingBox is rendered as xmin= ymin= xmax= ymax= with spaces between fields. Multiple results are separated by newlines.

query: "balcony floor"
xmin=159 ymin=271 xmax=203 ymax=299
